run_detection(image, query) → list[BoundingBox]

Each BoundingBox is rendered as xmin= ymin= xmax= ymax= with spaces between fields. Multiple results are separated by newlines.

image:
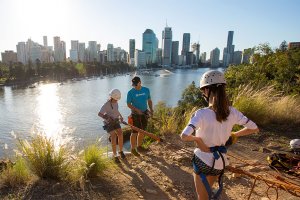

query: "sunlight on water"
xmin=35 ymin=83 xmax=72 ymax=149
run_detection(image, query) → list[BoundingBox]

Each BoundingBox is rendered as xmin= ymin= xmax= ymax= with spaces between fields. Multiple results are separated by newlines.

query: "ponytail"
xmin=209 ymin=84 xmax=230 ymax=122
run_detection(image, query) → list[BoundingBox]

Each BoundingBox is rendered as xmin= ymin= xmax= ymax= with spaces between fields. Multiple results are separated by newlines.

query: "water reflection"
xmin=35 ymin=83 xmax=70 ymax=148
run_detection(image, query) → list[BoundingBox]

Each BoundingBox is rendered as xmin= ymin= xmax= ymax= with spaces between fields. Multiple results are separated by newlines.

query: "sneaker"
xmin=113 ymin=157 xmax=120 ymax=163
xmin=137 ymin=146 xmax=148 ymax=152
xmin=119 ymin=151 xmax=126 ymax=159
xmin=131 ymin=149 xmax=140 ymax=157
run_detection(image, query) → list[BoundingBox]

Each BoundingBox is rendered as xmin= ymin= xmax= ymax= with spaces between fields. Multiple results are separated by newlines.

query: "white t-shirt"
xmin=182 ymin=106 xmax=257 ymax=169
xmin=99 ymin=100 xmax=120 ymax=123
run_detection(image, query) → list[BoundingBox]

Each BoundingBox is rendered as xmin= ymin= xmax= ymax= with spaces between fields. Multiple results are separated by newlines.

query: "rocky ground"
xmin=1 ymin=129 xmax=300 ymax=200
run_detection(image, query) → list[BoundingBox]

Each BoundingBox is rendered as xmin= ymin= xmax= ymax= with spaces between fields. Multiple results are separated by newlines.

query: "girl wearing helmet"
xmin=180 ymin=70 xmax=259 ymax=200
xmin=98 ymin=89 xmax=125 ymax=162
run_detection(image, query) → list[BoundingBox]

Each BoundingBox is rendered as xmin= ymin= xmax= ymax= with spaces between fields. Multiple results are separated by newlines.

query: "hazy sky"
xmin=0 ymin=0 xmax=299 ymax=58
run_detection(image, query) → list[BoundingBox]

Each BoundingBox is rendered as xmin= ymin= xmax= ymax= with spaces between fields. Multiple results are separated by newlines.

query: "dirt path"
xmin=1 ymin=132 xmax=299 ymax=200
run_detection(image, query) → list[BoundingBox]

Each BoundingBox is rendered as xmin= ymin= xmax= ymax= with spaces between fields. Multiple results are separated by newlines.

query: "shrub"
xmin=18 ymin=134 xmax=68 ymax=180
xmin=0 ymin=157 xmax=31 ymax=187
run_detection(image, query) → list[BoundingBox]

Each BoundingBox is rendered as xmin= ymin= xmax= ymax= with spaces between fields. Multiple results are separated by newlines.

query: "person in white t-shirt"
xmin=98 ymin=89 xmax=125 ymax=163
xmin=180 ymin=70 xmax=259 ymax=200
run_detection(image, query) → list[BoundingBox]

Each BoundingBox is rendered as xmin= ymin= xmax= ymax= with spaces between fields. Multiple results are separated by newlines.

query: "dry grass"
xmin=232 ymin=84 xmax=300 ymax=126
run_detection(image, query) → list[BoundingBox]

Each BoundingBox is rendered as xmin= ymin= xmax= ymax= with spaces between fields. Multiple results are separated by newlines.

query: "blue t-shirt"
xmin=127 ymin=86 xmax=151 ymax=112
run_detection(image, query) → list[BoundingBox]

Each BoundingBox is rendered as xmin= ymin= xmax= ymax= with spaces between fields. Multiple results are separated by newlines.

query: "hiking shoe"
xmin=113 ymin=157 xmax=120 ymax=163
xmin=131 ymin=149 xmax=140 ymax=157
xmin=119 ymin=151 xmax=126 ymax=159
xmin=137 ymin=146 xmax=148 ymax=152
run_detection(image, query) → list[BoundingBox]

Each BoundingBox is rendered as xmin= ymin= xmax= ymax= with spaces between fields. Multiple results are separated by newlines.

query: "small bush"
xmin=83 ymin=145 xmax=113 ymax=177
xmin=0 ymin=157 xmax=31 ymax=187
xmin=18 ymin=134 xmax=68 ymax=180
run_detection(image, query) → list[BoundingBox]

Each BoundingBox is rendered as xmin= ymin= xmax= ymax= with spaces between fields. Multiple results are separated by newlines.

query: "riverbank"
xmin=1 ymin=128 xmax=299 ymax=200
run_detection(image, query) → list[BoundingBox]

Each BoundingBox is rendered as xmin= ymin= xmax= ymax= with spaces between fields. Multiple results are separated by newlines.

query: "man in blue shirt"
xmin=127 ymin=76 xmax=153 ymax=156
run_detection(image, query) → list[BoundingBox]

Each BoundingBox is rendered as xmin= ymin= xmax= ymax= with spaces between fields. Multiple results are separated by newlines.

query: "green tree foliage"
xmin=226 ymin=43 xmax=300 ymax=95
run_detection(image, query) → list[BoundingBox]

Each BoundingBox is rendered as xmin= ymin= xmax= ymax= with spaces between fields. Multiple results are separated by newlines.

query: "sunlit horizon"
xmin=1 ymin=0 xmax=299 ymax=58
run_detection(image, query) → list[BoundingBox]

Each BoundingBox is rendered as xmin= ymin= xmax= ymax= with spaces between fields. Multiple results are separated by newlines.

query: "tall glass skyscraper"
xmin=162 ymin=26 xmax=172 ymax=66
xmin=129 ymin=39 xmax=135 ymax=59
xmin=142 ymin=29 xmax=157 ymax=64
xmin=223 ymin=31 xmax=234 ymax=67
xmin=181 ymin=33 xmax=190 ymax=56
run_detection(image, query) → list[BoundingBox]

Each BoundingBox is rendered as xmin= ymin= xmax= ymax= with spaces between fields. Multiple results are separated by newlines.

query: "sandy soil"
xmin=1 ymin=130 xmax=300 ymax=200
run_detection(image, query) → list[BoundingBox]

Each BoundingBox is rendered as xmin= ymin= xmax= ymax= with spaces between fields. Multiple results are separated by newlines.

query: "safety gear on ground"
xmin=109 ymin=89 xmax=121 ymax=100
xmin=267 ymin=153 xmax=300 ymax=176
xmin=290 ymin=139 xmax=300 ymax=149
xmin=200 ymin=70 xmax=226 ymax=89
xmin=225 ymin=133 xmax=238 ymax=146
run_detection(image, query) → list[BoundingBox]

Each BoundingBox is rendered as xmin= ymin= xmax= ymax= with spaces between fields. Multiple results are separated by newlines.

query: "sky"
xmin=0 ymin=0 xmax=299 ymax=59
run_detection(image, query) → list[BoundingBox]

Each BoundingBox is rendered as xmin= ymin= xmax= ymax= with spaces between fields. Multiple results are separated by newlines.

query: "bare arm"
xmin=180 ymin=134 xmax=210 ymax=152
xmin=233 ymin=127 xmax=259 ymax=138
xmin=148 ymin=99 xmax=153 ymax=113
xmin=127 ymin=103 xmax=143 ymax=115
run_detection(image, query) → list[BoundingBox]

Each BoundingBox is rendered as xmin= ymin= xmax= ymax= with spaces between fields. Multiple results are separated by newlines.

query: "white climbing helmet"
xmin=200 ymin=70 xmax=226 ymax=89
xmin=290 ymin=139 xmax=300 ymax=149
xmin=109 ymin=89 xmax=121 ymax=100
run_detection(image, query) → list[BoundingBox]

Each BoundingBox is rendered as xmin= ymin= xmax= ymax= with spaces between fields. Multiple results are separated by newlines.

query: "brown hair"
xmin=208 ymin=84 xmax=230 ymax=122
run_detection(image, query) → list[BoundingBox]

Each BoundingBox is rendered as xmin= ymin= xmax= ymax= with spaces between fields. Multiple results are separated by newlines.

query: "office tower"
xmin=171 ymin=41 xmax=179 ymax=65
xmin=242 ymin=48 xmax=253 ymax=64
xmin=162 ymin=26 xmax=172 ymax=66
xmin=134 ymin=49 xmax=146 ymax=68
xmin=53 ymin=36 xmax=63 ymax=62
xmin=129 ymin=39 xmax=135 ymax=59
xmin=233 ymin=51 xmax=242 ymax=65
xmin=156 ymin=48 xmax=162 ymax=65
xmin=78 ymin=43 xmax=85 ymax=62
xmin=107 ymin=44 xmax=114 ymax=62
xmin=181 ymin=33 xmax=190 ymax=56
xmin=192 ymin=42 xmax=200 ymax=64
xmin=43 ymin=36 xmax=48 ymax=47
xmin=16 ymin=42 xmax=27 ymax=64
xmin=200 ymin=52 xmax=207 ymax=64
xmin=223 ymin=31 xmax=234 ymax=67
xmin=97 ymin=44 xmax=101 ymax=51
xmin=210 ymin=48 xmax=220 ymax=67
xmin=143 ymin=29 xmax=157 ymax=64
xmin=88 ymin=41 xmax=97 ymax=62
xmin=71 ymin=40 xmax=79 ymax=51
xmin=70 ymin=40 xmax=79 ymax=62
xmin=61 ymin=41 xmax=66 ymax=61
xmin=1 ymin=50 xmax=17 ymax=64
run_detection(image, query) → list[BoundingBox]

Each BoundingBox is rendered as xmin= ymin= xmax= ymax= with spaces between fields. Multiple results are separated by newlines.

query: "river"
xmin=0 ymin=68 xmax=223 ymax=157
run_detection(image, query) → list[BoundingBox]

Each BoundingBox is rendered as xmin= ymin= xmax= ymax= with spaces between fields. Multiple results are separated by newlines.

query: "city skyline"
xmin=0 ymin=0 xmax=300 ymax=59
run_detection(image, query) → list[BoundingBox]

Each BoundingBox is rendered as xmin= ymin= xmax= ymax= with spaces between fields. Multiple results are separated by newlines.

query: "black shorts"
xmin=192 ymin=154 xmax=223 ymax=176
xmin=131 ymin=112 xmax=148 ymax=133
xmin=103 ymin=122 xmax=121 ymax=133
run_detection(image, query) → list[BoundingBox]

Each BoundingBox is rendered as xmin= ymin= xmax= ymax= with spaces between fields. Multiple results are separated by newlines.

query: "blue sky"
xmin=0 ymin=0 xmax=299 ymax=59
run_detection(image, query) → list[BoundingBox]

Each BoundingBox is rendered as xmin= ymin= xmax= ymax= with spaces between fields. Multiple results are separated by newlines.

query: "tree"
xmin=279 ymin=40 xmax=288 ymax=52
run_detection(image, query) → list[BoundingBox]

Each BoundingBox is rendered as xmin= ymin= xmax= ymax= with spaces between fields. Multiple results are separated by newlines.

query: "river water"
xmin=0 ymin=68 xmax=222 ymax=157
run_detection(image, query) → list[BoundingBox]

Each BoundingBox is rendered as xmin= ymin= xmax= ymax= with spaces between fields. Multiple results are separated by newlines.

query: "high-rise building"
xmin=171 ymin=41 xmax=179 ymax=65
xmin=233 ymin=51 xmax=242 ymax=65
xmin=1 ymin=50 xmax=17 ymax=65
xmin=134 ymin=49 xmax=146 ymax=68
xmin=200 ymin=52 xmax=207 ymax=64
xmin=70 ymin=40 xmax=79 ymax=62
xmin=129 ymin=39 xmax=135 ymax=59
xmin=223 ymin=31 xmax=234 ymax=67
xmin=16 ymin=42 xmax=27 ymax=64
xmin=162 ymin=26 xmax=172 ymax=66
xmin=181 ymin=33 xmax=190 ymax=56
xmin=143 ymin=29 xmax=157 ymax=64
xmin=78 ymin=43 xmax=85 ymax=62
xmin=88 ymin=41 xmax=97 ymax=62
xmin=53 ymin=36 xmax=65 ymax=62
xmin=192 ymin=42 xmax=200 ymax=64
xmin=107 ymin=44 xmax=114 ymax=62
xmin=156 ymin=48 xmax=162 ymax=65
xmin=242 ymin=48 xmax=253 ymax=64
xmin=288 ymin=42 xmax=300 ymax=49
xmin=71 ymin=40 xmax=79 ymax=51
xmin=210 ymin=48 xmax=220 ymax=67
xmin=43 ymin=36 xmax=48 ymax=47
xmin=61 ymin=41 xmax=66 ymax=61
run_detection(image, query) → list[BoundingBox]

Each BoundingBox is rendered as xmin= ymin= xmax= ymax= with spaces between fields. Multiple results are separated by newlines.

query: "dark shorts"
xmin=103 ymin=122 xmax=121 ymax=133
xmin=131 ymin=112 xmax=148 ymax=133
xmin=192 ymin=154 xmax=223 ymax=176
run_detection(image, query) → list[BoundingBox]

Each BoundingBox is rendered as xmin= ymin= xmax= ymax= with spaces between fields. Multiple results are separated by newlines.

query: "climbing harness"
xmin=192 ymin=146 xmax=227 ymax=200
